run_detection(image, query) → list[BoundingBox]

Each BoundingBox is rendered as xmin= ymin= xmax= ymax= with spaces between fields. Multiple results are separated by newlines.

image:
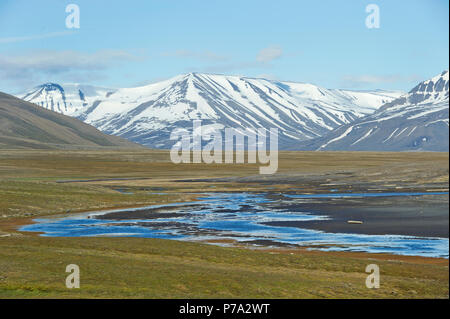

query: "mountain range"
xmin=21 ymin=83 xmax=114 ymax=115
xmin=17 ymin=70 xmax=450 ymax=152
xmin=20 ymin=73 xmax=402 ymax=149
xmin=299 ymin=70 xmax=449 ymax=151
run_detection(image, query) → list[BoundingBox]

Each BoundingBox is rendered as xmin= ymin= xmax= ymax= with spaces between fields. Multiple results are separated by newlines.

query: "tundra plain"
xmin=0 ymin=150 xmax=448 ymax=298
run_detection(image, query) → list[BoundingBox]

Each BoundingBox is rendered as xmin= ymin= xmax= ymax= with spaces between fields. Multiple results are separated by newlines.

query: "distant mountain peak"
xmin=20 ymin=83 xmax=114 ymax=116
xmin=38 ymin=82 xmax=65 ymax=91
xmin=71 ymin=74 xmax=401 ymax=149
xmin=300 ymin=70 xmax=449 ymax=152
xmin=409 ymin=69 xmax=449 ymax=95
xmin=377 ymin=70 xmax=449 ymax=112
xmin=18 ymin=74 xmax=404 ymax=149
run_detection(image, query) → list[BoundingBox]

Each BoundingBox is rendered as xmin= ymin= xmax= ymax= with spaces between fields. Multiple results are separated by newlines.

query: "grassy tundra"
xmin=0 ymin=150 xmax=448 ymax=298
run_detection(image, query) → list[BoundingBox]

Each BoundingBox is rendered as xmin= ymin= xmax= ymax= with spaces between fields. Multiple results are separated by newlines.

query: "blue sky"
xmin=0 ymin=0 xmax=448 ymax=94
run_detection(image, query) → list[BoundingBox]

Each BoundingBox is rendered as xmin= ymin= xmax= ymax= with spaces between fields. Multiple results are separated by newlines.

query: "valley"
xmin=1 ymin=0 xmax=448 ymax=305
xmin=0 ymin=150 xmax=448 ymax=298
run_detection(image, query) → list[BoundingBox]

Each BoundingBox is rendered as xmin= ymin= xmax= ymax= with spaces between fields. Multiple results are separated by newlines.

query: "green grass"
xmin=0 ymin=179 xmax=191 ymax=220
xmin=0 ymin=237 xmax=448 ymax=298
xmin=0 ymin=150 xmax=448 ymax=298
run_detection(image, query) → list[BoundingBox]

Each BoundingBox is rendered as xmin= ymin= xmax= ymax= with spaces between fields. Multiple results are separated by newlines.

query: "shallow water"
xmin=283 ymin=192 xmax=449 ymax=198
xmin=21 ymin=192 xmax=449 ymax=258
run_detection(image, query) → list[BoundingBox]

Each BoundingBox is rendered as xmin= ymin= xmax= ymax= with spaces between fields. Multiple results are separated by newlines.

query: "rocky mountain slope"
xmin=21 ymin=73 xmax=401 ymax=149
xmin=0 ymin=92 xmax=140 ymax=150
xmin=298 ymin=70 xmax=449 ymax=151
xmin=21 ymin=83 xmax=114 ymax=115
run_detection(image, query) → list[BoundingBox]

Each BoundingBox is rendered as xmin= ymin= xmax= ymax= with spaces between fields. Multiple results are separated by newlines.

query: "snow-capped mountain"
xmin=21 ymin=83 xmax=115 ymax=115
xmin=300 ymin=70 xmax=449 ymax=151
xmin=40 ymin=73 xmax=399 ymax=149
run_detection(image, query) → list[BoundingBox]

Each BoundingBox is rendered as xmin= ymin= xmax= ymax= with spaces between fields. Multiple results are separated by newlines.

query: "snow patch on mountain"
xmin=77 ymin=73 xmax=402 ymax=148
xmin=21 ymin=83 xmax=115 ymax=115
xmin=19 ymin=73 xmax=403 ymax=149
xmin=299 ymin=70 xmax=449 ymax=151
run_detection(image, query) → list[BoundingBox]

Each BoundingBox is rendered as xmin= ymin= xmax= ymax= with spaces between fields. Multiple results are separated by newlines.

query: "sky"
xmin=0 ymin=0 xmax=448 ymax=94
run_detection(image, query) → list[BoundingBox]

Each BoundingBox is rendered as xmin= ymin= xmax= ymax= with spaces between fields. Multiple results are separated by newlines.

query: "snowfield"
xmin=19 ymin=73 xmax=403 ymax=149
xmin=302 ymin=70 xmax=449 ymax=152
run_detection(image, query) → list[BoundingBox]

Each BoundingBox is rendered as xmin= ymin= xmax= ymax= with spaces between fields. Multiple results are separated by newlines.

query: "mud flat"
xmin=263 ymin=193 xmax=449 ymax=238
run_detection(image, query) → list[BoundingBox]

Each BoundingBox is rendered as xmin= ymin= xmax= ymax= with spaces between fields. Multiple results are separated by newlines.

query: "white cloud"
xmin=256 ymin=46 xmax=283 ymax=63
xmin=200 ymin=62 xmax=261 ymax=73
xmin=0 ymin=50 xmax=138 ymax=71
xmin=341 ymin=74 xmax=421 ymax=88
xmin=0 ymin=31 xmax=76 ymax=44
xmin=162 ymin=50 xmax=229 ymax=62
xmin=189 ymin=46 xmax=284 ymax=74
xmin=0 ymin=49 xmax=142 ymax=91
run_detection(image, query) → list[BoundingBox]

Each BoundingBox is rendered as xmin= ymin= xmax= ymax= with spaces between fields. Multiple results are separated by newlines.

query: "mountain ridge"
xmin=21 ymin=83 xmax=115 ymax=115
xmin=0 ymin=91 xmax=141 ymax=150
xmin=296 ymin=70 xmax=449 ymax=152
xmin=20 ymin=73 xmax=402 ymax=149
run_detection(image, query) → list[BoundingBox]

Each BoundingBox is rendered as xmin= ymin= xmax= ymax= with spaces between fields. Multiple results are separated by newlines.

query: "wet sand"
xmin=263 ymin=194 xmax=449 ymax=238
xmin=94 ymin=204 xmax=204 ymax=220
